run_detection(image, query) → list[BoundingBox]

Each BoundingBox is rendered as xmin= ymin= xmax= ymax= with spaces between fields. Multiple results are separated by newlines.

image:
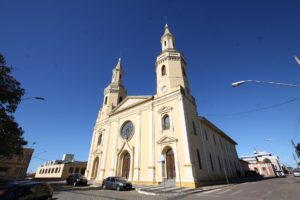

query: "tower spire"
xmin=101 ymin=58 xmax=127 ymax=117
xmin=161 ymin=23 xmax=175 ymax=51
xmin=116 ymin=57 xmax=122 ymax=69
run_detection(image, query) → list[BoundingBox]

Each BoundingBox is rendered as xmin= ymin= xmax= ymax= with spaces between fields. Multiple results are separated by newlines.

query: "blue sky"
xmin=1 ymin=0 xmax=300 ymax=172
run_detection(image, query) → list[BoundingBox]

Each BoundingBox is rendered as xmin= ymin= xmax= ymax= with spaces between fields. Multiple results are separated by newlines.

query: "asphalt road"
xmin=52 ymin=175 xmax=300 ymax=200
xmin=179 ymin=175 xmax=300 ymax=200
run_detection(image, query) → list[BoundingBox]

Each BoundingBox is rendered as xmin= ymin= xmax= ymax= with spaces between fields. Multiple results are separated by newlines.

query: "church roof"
xmin=199 ymin=116 xmax=238 ymax=145
xmin=110 ymin=95 xmax=153 ymax=115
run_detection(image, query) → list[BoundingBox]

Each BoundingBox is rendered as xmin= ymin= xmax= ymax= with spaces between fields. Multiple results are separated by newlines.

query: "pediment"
xmin=111 ymin=96 xmax=152 ymax=114
xmin=92 ymin=149 xmax=102 ymax=155
xmin=157 ymin=135 xmax=178 ymax=144
xmin=157 ymin=106 xmax=173 ymax=114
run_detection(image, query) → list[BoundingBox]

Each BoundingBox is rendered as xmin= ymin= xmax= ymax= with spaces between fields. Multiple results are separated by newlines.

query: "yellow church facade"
xmin=86 ymin=24 xmax=242 ymax=188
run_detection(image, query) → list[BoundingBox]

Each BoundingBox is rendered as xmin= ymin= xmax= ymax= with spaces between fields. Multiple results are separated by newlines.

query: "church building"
xmin=86 ymin=24 xmax=242 ymax=188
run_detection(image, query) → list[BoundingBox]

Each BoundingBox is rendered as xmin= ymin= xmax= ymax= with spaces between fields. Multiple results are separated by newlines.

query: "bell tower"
xmin=101 ymin=58 xmax=127 ymax=117
xmin=155 ymin=24 xmax=190 ymax=97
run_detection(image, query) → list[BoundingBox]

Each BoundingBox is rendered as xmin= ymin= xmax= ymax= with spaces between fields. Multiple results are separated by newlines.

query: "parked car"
xmin=276 ymin=171 xmax=286 ymax=178
xmin=293 ymin=170 xmax=300 ymax=177
xmin=0 ymin=181 xmax=53 ymax=200
xmin=102 ymin=177 xmax=132 ymax=191
xmin=66 ymin=173 xmax=88 ymax=186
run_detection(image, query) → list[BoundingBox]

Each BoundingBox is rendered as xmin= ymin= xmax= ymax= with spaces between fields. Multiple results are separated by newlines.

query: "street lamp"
xmin=232 ymin=80 xmax=300 ymax=88
xmin=21 ymin=96 xmax=45 ymax=101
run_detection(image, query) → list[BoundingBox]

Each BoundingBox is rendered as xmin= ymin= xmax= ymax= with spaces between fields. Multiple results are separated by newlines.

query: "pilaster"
xmin=133 ymin=111 xmax=141 ymax=181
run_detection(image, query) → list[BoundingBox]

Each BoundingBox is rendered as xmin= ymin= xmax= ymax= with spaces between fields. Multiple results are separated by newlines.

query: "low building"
xmin=241 ymin=150 xmax=283 ymax=177
xmin=0 ymin=148 xmax=34 ymax=179
xmin=35 ymin=154 xmax=87 ymax=180
xmin=239 ymin=159 xmax=250 ymax=172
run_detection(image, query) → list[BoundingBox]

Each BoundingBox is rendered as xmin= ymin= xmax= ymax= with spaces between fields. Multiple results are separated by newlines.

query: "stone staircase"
xmin=160 ymin=178 xmax=176 ymax=187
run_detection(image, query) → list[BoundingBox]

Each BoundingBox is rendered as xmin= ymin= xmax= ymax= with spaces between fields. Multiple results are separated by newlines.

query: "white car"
xmin=293 ymin=171 xmax=300 ymax=177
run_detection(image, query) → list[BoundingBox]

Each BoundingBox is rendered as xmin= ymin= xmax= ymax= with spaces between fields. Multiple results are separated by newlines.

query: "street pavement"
xmin=179 ymin=175 xmax=300 ymax=200
xmin=51 ymin=175 xmax=300 ymax=199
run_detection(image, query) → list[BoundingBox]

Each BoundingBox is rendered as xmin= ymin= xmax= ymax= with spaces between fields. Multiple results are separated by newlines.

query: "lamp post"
xmin=232 ymin=78 xmax=300 ymax=169
xmin=232 ymin=80 xmax=300 ymax=88
xmin=21 ymin=96 xmax=45 ymax=101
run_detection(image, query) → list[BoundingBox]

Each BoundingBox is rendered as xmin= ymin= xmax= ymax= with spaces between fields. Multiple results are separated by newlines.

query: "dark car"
xmin=0 ymin=181 xmax=53 ymax=200
xmin=66 ymin=173 xmax=87 ymax=186
xmin=102 ymin=177 xmax=132 ymax=191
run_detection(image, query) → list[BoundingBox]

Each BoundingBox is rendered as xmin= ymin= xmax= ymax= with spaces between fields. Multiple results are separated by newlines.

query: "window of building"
xmin=204 ymin=130 xmax=208 ymax=141
xmin=80 ymin=168 xmax=86 ymax=175
xmin=161 ymin=65 xmax=166 ymax=76
xmin=118 ymin=96 xmax=123 ymax=103
xmin=69 ymin=167 xmax=74 ymax=174
xmin=55 ymin=168 xmax=58 ymax=173
xmin=192 ymin=121 xmax=197 ymax=136
xmin=97 ymin=134 xmax=102 ymax=146
xmin=164 ymin=41 xmax=166 ymax=46
xmin=162 ymin=114 xmax=170 ymax=130
xmin=51 ymin=168 xmax=54 ymax=173
xmin=234 ymin=161 xmax=237 ymax=171
xmin=119 ymin=74 xmax=122 ymax=80
xmin=218 ymin=156 xmax=222 ymax=172
xmin=209 ymin=153 xmax=214 ymax=171
xmin=224 ymin=158 xmax=228 ymax=171
xmin=213 ymin=135 xmax=216 ymax=145
xmin=196 ymin=149 xmax=202 ymax=169
xmin=104 ymin=96 xmax=108 ymax=105
xmin=58 ymin=168 xmax=61 ymax=173
xmin=75 ymin=168 xmax=79 ymax=173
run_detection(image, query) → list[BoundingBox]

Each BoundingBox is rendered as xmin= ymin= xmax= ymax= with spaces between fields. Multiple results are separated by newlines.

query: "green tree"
xmin=0 ymin=53 xmax=27 ymax=159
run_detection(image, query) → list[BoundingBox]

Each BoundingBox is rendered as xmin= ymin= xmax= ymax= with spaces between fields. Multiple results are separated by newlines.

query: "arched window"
xmin=162 ymin=114 xmax=170 ymax=130
xmin=209 ymin=153 xmax=214 ymax=171
xmin=263 ymin=158 xmax=271 ymax=163
xmin=164 ymin=41 xmax=167 ymax=46
xmin=196 ymin=149 xmax=202 ymax=169
xmin=104 ymin=96 xmax=108 ymax=105
xmin=97 ymin=134 xmax=102 ymax=146
xmin=119 ymin=74 xmax=122 ymax=80
xmin=161 ymin=65 xmax=167 ymax=76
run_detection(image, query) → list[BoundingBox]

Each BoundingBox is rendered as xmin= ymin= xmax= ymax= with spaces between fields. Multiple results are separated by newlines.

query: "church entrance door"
xmin=122 ymin=152 xmax=130 ymax=178
xmin=91 ymin=157 xmax=99 ymax=179
xmin=166 ymin=148 xmax=176 ymax=179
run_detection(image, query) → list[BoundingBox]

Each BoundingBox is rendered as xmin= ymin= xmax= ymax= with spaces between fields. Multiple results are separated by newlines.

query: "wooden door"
xmin=91 ymin=157 xmax=99 ymax=179
xmin=166 ymin=149 xmax=176 ymax=179
xmin=122 ymin=152 xmax=130 ymax=178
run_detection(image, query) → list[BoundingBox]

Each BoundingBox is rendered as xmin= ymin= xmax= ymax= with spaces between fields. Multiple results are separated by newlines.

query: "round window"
xmin=120 ymin=121 xmax=134 ymax=140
